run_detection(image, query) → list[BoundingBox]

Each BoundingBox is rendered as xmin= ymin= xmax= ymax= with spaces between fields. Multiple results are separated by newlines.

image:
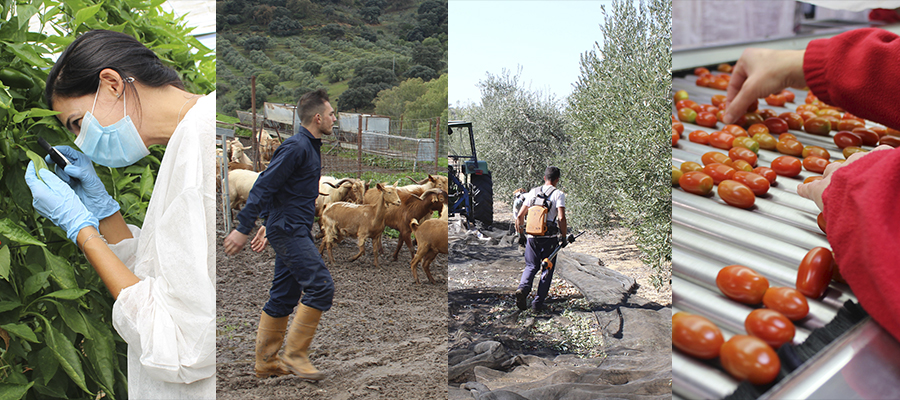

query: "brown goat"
xmin=319 ymin=182 xmax=401 ymax=268
xmin=383 ymin=188 xmax=448 ymax=261
xmin=409 ymin=209 xmax=448 ymax=284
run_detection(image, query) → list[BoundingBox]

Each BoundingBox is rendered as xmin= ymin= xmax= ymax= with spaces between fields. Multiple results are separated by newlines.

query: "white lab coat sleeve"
xmin=111 ymin=188 xmax=215 ymax=384
xmin=106 ymin=224 xmax=142 ymax=266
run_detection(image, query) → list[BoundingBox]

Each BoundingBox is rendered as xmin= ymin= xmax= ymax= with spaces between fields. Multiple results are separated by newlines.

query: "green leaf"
xmin=84 ymin=318 xmax=116 ymax=398
xmin=43 ymin=247 xmax=78 ymax=290
xmin=43 ymin=320 xmax=91 ymax=395
xmin=4 ymin=43 xmax=49 ymax=69
xmin=0 ymin=382 xmax=34 ymax=400
xmin=0 ymin=301 xmax=22 ymax=313
xmin=22 ymin=270 xmax=51 ymax=298
xmin=0 ymin=244 xmax=9 ymax=281
xmin=15 ymin=5 xmax=38 ymax=31
xmin=56 ymin=301 xmax=91 ymax=339
xmin=115 ymin=175 xmax=137 ymax=190
xmin=24 ymin=149 xmax=50 ymax=182
xmin=0 ymin=219 xmax=44 ymax=247
xmin=43 ymin=288 xmax=89 ymax=300
xmin=139 ymin=164 xmax=153 ymax=199
xmin=0 ymin=85 xmax=12 ymax=109
xmin=12 ymin=108 xmax=59 ymax=123
xmin=73 ymin=3 xmax=103 ymax=28
xmin=37 ymin=346 xmax=60 ymax=386
xmin=1 ymin=322 xmax=38 ymax=343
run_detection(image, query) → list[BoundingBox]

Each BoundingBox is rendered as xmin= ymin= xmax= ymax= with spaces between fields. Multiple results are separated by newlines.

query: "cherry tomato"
xmin=729 ymin=147 xmax=758 ymax=166
xmin=747 ymin=99 xmax=759 ymax=113
xmin=798 ymin=110 xmax=818 ymax=122
xmin=672 ymin=312 xmax=725 ymax=359
xmin=688 ymin=130 xmax=710 ymax=145
xmin=804 ymin=117 xmax=831 ymax=136
xmin=776 ymin=139 xmax=804 ymax=157
xmin=871 ymin=126 xmax=888 ymax=137
xmin=673 ymin=121 xmax=684 ymax=135
xmin=771 ymin=156 xmax=802 ymax=177
xmin=674 ymin=90 xmax=689 ymax=102
xmin=801 ymin=145 xmax=830 ymax=160
xmin=817 ymin=212 xmax=827 ymax=233
xmin=720 ymin=335 xmax=781 ymax=385
xmin=672 ymin=166 xmax=683 ymax=185
xmin=841 ymin=112 xmax=863 ymax=122
xmin=747 ymin=123 xmax=769 ymax=136
xmin=822 ymin=115 xmax=841 ymax=131
xmin=723 ymin=124 xmax=748 ymax=137
xmin=752 ymin=167 xmax=777 ymax=184
xmin=710 ymin=77 xmax=729 ymax=90
xmin=777 ymin=133 xmax=797 ymax=142
xmin=888 ymin=127 xmax=900 ymax=136
xmin=841 ymin=146 xmax=866 ymax=159
xmin=733 ymin=137 xmax=760 ymax=154
xmin=851 ymin=128 xmax=880 ymax=147
xmin=681 ymin=161 xmax=703 ymax=173
xmin=676 ymin=99 xmax=699 ymax=111
xmin=700 ymin=104 xmax=718 ymax=114
xmin=752 ymin=132 xmax=777 ymax=150
xmin=695 ymin=112 xmax=717 ymax=128
xmin=678 ymin=107 xmax=698 ymax=123
xmin=737 ymin=112 xmax=764 ymax=128
xmin=803 ymin=176 xmax=824 ymax=184
xmin=718 ymin=180 xmax=755 ymax=208
xmin=732 ymin=159 xmax=753 ymax=172
xmin=710 ymin=131 xmax=735 ymax=150
xmin=701 ymin=151 xmax=733 ymax=166
xmin=704 ymin=163 xmax=736 ymax=184
xmin=796 ymin=104 xmax=819 ymax=114
xmin=763 ymin=117 xmax=789 ymax=134
xmin=781 ymin=90 xmax=795 ymax=103
xmin=758 ymin=109 xmax=778 ymax=120
xmin=817 ymin=108 xmax=841 ymax=118
xmin=745 ymin=309 xmax=795 ymax=349
xmin=711 ymin=94 xmax=727 ymax=108
xmin=778 ymin=112 xmax=804 ymax=130
xmin=797 ymin=247 xmax=834 ymax=299
xmin=763 ymin=286 xmax=809 ymax=321
xmin=765 ymin=93 xmax=786 ymax=107
xmin=679 ymin=171 xmax=714 ymax=196
xmin=837 ymin=119 xmax=864 ymax=132
xmin=717 ymin=63 xmax=733 ymax=73
xmin=696 ymin=74 xmax=713 ymax=87
xmin=694 ymin=67 xmax=711 ymax=76
xmin=733 ymin=171 xmax=770 ymax=196
xmin=833 ymin=131 xmax=863 ymax=149
xmin=717 ymin=265 xmax=769 ymax=304
xmin=879 ymin=135 xmax=900 ymax=147
xmin=802 ymin=156 xmax=829 ymax=174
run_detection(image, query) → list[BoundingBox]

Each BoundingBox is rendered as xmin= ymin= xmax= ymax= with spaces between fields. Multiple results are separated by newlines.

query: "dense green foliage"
xmin=0 ymin=1 xmax=215 ymax=398
xmin=460 ymin=0 xmax=671 ymax=289
xmin=216 ymin=0 xmax=447 ymax=116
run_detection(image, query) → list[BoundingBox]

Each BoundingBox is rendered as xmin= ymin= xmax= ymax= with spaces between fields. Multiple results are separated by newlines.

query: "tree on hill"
xmin=374 ymin=77 xmax=428 ymax=117
xmin=348 ymin=66 xmax=397 ymax=89
xmin=269 ymin=15 xmax=302 ymax=36
xmin=412 ymin=38 xmax=443 ymax=72
xmin=242 ymin=35 xmax=270 ymax=51
xmin=321 ymin=23 xmax=345 ymax=40
xmin=253 ymin=5 xmax=276 ymax=25
xmin=404 ymin=65 xmax=437 ymax=81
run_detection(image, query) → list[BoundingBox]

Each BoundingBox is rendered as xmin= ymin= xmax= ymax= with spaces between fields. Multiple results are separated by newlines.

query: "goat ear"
xmin=393 ymin=179 xmax=400 ymax=187
xmin=376 ymin=182 xmax=384 ymax=191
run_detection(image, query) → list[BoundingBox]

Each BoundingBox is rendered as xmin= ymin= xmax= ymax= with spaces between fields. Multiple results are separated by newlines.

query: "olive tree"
xmin=567 ymin=0 xmax=672 ymax=289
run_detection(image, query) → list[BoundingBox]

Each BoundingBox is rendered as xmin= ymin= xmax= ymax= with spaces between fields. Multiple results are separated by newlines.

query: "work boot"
xmin=255 ymin=311 xmax=290 ymax=378
xmin=515 ymin=288 xmax=529 ymax=311
xmin=282 ymin=304 xmax=325 ymax=380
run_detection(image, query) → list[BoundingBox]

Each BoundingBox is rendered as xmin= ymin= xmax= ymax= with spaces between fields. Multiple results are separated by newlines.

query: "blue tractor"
xmin=448 ymin=121 xmax=493 ymax=227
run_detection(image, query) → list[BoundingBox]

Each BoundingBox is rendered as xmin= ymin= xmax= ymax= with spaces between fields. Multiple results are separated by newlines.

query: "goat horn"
xmin=319 ymin=192 xmax=330 ymax=196
xmin=407 ymin=176 xmax=420 ymax=184
xmin=323 ymin=181 xmax=340 ymax=188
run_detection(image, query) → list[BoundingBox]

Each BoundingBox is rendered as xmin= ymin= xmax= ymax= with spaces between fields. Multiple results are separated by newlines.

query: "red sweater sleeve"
xmin=822 ymin=147 xmax=900 ymax=341
xmin=804 ymin=28 xmax=900 ymax=130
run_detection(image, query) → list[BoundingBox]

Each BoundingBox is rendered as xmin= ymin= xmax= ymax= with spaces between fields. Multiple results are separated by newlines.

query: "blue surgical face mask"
xmin=74 ymin=78 xmax=150 ymax=168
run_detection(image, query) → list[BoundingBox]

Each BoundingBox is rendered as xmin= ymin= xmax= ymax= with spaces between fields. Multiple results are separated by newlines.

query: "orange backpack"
xmin=524 ymin=187 xmax=556 ymax=236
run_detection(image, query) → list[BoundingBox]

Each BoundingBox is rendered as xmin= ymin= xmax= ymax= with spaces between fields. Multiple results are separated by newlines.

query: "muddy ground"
xmin=215 ymin=201 xmax=448 ymax=399
xmin=446 ymin=201 xmax=672 ymax=399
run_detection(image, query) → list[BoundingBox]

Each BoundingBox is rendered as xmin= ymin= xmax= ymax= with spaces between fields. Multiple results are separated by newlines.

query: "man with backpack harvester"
xmin=514 ymin=166 xmax=578 ymax=311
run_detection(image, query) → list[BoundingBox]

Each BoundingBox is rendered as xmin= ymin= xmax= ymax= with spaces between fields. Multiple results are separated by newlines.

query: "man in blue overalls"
xmin=223 ymin=89 xmax=337 ymax=381
xmin=514 ymin=166 xmax=568 ymax=311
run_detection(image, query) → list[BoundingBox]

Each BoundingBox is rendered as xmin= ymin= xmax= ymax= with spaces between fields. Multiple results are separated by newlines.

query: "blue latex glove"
xmin=46 ymin=146 xmax=120 ymax=220
xmin=25 ymin=161 xmax=99 ymax=243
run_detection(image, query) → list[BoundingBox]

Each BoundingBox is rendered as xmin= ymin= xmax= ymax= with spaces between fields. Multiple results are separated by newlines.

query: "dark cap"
xmin=544 ymin=166 xmax=561 ymax=182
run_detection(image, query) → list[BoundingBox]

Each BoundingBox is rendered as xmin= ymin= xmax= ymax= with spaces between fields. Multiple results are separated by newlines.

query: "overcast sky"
xmin=448 ymin=1 xmax=611 ymax=106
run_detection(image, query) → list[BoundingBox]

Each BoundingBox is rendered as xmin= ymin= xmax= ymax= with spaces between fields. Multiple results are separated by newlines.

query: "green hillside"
xmin=216 ymin=0 xmax=447 ymax=117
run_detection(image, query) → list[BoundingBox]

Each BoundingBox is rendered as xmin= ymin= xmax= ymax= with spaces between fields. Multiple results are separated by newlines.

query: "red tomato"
xmin=672 ymin=129 xmax=679 ymax=146
xmin=797 ymin=247 xmax=835 ymax=299
xmin=833 ymin=131 xmax=863 ymax=149
xmin=672 ymin=312 xmax=725 ymax=359
xmin=694 ymin=67 xmax=711 ymax=76
xmin=688 ymin=130 xmax=710 ymax=145
xmin=728 ymin=147 xmax=758 ymax=166
xmin=696 ymin=111 xmax=718 ymax=128
xmin=871 ymin=126 xmax=888 ymax=137
xmin=673 ymin=122 xmax=684 ymax=136
xmin=703 ymin=163 xmax=736 ymax=185
xmin=822 ymin=115 xmax=841 ymax=131
xmin=745 ymin=309 xmax=795 ymax=349
xmin=680 ymin=161 xmax=704 ymax=173
xmin=710 ymin=131 xmax=735 ymax=150
xmin=696 ymin=74 xmax=713 ymax=87
xmin=733 ymin=171 xmax=770 ymax=196
xmin=752 ymin=167 xmax=777 ymax=184
xmin=700 ymin=104 xmax=718 ymax=114
xmin=802 ymin=156 xmax=829 ymax=174
xmin=837 ymin=119 xmax=864 ymax=132
xmin=711 ymin=94 xmax=727 ymax=107
xmin=723 ymin=124 xmax=749 ymax=137
xmin=679 ymin=171 xmax=714 ymax=196
xmin=817 ymin=212 xmax=827 ymax=233
xmin=718 ymin=180 xmax=755 ymax=208
xmin=804 ymin=117 xmax=831 ymax=136
xmin=701 ymin=151 xmax=733 ymax=166
xmin=764 ymin=117 xmax=789 ymax=134
xmin=720 ymin=335 xmax=781 ymax=385
xmin=763 ymin=287 xmax=809 ymax=321
xmin=851 ymin=128 xmax=880 ymax=147
xmin=765 ymin=93 xmax=786 ymax=107
xmin=747 ymin=99 xmax=759 ymax=113
xmin=676 ymin=99 xmax=697 ymax=110
xmin=880 ymin=135 xmax=900 ymax=147
xmin=781 ymin=90 xmax=795 ymax=103
xmin=770 ymin=156 xmax=802 ymax=177
xmin=717 ymin=265 xmax=769 ymax=304
xmin=747 ymin=123 xmax=769 ymax=136
xmin=678 ymin=107 xmax=698 ymax=123
xmin=776 ymin=139 xmax=804 ymax=157
xmin=777 ymin=133 xmax=797 ymax=142
xmin=778 ymin=112 xmax=804 ymax=130
xmin=801 ymin=145 xmax=830 ymax=160
xmin=737 ymin=112 xmax=764 ymax=128
xmin=710 ymin=77 xmax=729 ymax=90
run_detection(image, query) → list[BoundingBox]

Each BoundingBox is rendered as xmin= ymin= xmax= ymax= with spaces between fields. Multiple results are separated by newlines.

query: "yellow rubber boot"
xmin=282 ymin=304 xmax=325 ymax=380
xmin=255 ymin=311 xmax=290 ymax=378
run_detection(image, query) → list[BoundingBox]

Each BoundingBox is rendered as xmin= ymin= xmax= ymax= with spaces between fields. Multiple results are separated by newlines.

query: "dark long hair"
xmin=45 ymin=30 xmax=185 ymax=109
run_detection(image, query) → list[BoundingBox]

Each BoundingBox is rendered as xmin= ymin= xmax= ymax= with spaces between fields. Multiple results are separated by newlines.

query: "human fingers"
xmin=797 ymin=175 xmax=830 ymax=211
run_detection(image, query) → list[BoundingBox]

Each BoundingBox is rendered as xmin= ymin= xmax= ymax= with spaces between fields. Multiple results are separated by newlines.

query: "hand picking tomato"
xmin=679 ymin=171 xmax=715 ymax=196
xmin=763 ymin=287 xmax=809 ymax=321
xmin=718 ymin=180 xmax=755 ymax=208
xmin=770 ymin=156 xmax=802 ymax=177
xmin=733 ymin=171 xmax=770 ymax=196
xmin=745 ymin=309 xmax=795 ymax=349
xmin=797 ymin=247 xmax=835 ymax=299
xmin=717 ymin=265 xmax=769 ymax=304
xmin=672 ymin=312 xmax=725 ymax=359
xmin=711 ymin=94 xmax=727 ymax=107
xmin=720 ymin=335 xmax=781 ymax=385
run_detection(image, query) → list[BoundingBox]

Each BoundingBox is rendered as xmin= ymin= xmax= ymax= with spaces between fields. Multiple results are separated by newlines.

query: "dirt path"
xmin=215 ymin=203 xmax=448 ymax=399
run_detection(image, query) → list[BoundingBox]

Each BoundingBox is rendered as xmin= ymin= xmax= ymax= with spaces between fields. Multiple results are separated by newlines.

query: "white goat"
xmin=227 ymin=169 xmax=260 ymax=211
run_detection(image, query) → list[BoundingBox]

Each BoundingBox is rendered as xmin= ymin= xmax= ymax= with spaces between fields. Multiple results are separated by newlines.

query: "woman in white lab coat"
xmin=25 ymin=30 xmax=215 ymax=399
